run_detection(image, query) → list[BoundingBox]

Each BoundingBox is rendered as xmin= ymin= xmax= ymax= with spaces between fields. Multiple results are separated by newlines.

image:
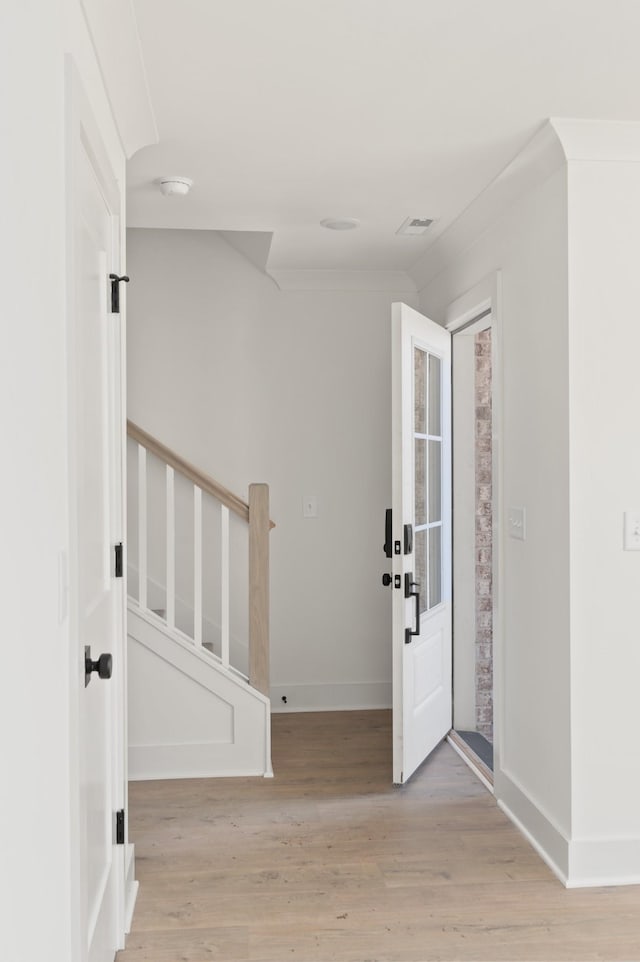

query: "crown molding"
xmin=550 ymin=118 xmax=640 ymax=163
xmin=408 ymin=120 xmax=566 ymax=293
xmin=409 ymin=118 xmax=640 ymax=295
xmin=80 ymin=0 xmax=158 ymax=158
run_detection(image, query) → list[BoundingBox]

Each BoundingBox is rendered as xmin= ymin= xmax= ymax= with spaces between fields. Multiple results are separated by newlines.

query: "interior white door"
xmin=70 ymin=109 xmax=121 ymax=962
xmin=391 ymin=302 xmax=452 ymax=784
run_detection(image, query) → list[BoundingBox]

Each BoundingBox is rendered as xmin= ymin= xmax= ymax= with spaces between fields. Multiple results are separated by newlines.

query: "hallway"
xmin=118 ymin=712 xmax=639 ymax=961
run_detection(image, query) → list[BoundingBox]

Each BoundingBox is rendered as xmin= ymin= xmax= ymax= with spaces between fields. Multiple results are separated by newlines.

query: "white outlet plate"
xmin=303 ymin=495 xmax=317 ymax=518
xmin=508 ymin=507 xmax=526 ymax=541
xmin=623 ymin=511 xmax=640 ymax=550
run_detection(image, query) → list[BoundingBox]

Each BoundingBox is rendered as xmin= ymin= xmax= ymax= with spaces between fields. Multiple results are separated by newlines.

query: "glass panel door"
xmin=414 ymin=346 xmax=443 ymax=612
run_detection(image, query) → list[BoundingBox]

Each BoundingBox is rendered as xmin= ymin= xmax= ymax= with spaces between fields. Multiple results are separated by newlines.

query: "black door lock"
xmin=382 ymin=574 xmax=402 ymax=589
xmin=85 ymin=646 xmax=113 ymax=687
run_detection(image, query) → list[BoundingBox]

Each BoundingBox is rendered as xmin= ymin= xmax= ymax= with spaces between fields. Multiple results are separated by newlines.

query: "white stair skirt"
xmin=128 ymin=604 xmax=272 ymax=780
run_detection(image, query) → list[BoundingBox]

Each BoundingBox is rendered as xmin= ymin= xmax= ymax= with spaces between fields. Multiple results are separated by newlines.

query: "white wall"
xmin=567 ymin=158 xmax=640 ymax=880
xmin=1 ymin=6 xmax=71 ymax=957
xmin=1 ymin=2 xmax=133 ymax=959
xmin=419 ymin=120 xmax=640 ymax=887
xmin=126 ymin=228 xmax=418 ymax=711
xmin=419 ymin=163 xmax=573 ymax=874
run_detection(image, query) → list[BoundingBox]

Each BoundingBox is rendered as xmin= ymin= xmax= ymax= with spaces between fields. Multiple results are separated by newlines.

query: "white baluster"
xmin=166 ymin=465 xmax=175 ymax=629
xmin=138 ymin=444 xmax=147 ymax=609
xmin=193 ymin=485 xmax=202 ymax=645
xmin=221 ymin=504 xmax=230 ymax=668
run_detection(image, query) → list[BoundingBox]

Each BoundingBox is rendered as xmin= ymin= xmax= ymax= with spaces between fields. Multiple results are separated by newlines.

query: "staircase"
xmin=126 ymin=421 xmax=274 ymax=780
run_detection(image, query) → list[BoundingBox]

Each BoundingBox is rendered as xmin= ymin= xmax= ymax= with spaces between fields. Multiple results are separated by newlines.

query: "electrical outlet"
xmin=507 ymin=507 xmax=526 ymax=541
xmin=624 ymin=511 xmax=640 ymax=550
xmin=303 ymin=495 xmax=317 ymax=518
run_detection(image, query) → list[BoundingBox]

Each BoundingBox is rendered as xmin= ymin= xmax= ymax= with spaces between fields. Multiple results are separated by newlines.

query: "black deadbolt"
xmin=85 ymin=646 xmax=113 ymax=686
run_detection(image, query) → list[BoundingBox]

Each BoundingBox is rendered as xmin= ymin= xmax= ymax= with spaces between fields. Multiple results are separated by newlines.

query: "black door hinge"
xmin=109 ymin=274 xmax=129 ymax=314
xmin=116 ymin=809 xmax=125 ymax=845
xmin=114 ymin=542 xmax=123 ymax=578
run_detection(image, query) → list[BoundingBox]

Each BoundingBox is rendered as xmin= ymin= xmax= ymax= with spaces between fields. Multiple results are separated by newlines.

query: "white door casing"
xmin=66 ymin=63 xmax=125 ymax=962
xmin=391 ymin=303 xmax=452 ymax=784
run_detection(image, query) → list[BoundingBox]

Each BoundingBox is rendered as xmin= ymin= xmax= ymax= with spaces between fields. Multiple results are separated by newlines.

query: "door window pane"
xmin=428 ymin=353 xmax=441 ymax=436
xmin=428 ymin=440 xmax=441 ymax=523
xmin=415 ymin=528 xmax=427 ymax=615
xmin=414 ymin=347 xmax=426 ymax=434
xmin=414 ymin=439 xmax=426 ymax=526
xmin=428 ymin=526 xmax=442 ymax=608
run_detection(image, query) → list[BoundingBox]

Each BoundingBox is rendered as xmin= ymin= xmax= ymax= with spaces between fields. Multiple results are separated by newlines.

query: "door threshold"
xmin=447 ymin=730 xmax=494 ymax=792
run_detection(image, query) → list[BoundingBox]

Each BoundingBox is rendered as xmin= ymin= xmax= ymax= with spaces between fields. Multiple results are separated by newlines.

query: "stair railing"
xmin=127 ymin=421 xmax=274 ymax=696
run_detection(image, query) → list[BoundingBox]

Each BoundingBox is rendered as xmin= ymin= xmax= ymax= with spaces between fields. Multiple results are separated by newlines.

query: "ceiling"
xmin=128 ymin=0 xmax=640 ymax=275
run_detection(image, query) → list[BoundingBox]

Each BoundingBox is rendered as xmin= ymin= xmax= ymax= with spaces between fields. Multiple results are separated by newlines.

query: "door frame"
xmin=65 ymin=57 xmax=128 ymax=959
xmin=445 ymin=271 xmax=504 ymax=784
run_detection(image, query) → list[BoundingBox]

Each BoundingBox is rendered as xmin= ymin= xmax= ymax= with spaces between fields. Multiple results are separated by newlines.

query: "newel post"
xmin=248 ymin=483 xmax=270 ymax=696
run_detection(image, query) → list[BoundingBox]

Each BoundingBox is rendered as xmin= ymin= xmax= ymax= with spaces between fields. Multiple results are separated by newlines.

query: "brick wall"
xmin=475 ymin=329 xmax=493 ymax=741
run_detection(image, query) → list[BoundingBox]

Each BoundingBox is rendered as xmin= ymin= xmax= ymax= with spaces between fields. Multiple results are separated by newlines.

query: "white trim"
xmin=65 ymin=57 xmax=128 ymax=961
xmin=267 ymin=268 xmax=416 ymax=293
xmin=193 ymin=486 xmax=202 ymax=645
xmin=497 ymin=792 xmax=569 ymax=887
xmin=445 ymin=274 xmax=495 ymax=332
xmin=128 ymin=601 xmax=256 ymax=691
xmin=123 ymin=844 xmax=138 ymax=933
xmin=128 ymin=607 xmax=272 ymax=779
xmin=165 ymin=465 xmax=175 ymax=629
xmin=78 ymin=0 xmax=158 ymax=158
xmin=567 ymin=836 xmax=640 ymax=888
xmin=447 ymin=271 xmax=504 ymax=779
xmin=220 ymin=504 xmax=230 ymax=668
xmin=271 ymin=682 xmax=392 ymax=713
xmin=446 ymin=734 xmax=494 ymax=794
xmin=551 ymin=117 xmax=640 ymax=163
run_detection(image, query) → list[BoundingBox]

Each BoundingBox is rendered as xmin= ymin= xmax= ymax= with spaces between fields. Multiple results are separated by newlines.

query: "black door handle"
xmin=85 ymin=646 xmax=113 ymax=686
xmin=404 ymin=573 xmax=420 ymax=644
xmin=384 ymin=508 xmax=393 ymax=558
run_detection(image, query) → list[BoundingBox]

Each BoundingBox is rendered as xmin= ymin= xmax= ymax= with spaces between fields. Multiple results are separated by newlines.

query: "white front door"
xmin=391 ymin=303 xmax=452 ymax=784
xmin=68 ymin=74 xmax=123 ymax=962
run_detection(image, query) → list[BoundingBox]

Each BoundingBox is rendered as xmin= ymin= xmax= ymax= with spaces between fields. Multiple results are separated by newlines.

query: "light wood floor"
xmin=117 ymin=711 xmax=640 ymax=961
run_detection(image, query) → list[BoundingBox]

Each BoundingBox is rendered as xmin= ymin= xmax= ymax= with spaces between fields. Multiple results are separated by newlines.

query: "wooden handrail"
xmin=127 ymin=420 xmax=275 ymax=528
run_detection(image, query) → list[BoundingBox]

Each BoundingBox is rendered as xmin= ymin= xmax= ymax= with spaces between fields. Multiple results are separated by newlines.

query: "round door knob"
xmin=382 ymin=573 xmax=392 ymax=587
xmin=85 ymin=648 xmax=113 ymax=683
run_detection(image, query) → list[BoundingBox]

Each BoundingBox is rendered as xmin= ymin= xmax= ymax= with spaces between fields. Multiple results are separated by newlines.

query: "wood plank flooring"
xmin=117 ymin=711 xmax=640 ymax=961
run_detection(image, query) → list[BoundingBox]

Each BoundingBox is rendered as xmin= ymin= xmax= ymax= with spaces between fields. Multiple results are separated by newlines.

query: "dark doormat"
xmin=457 ymin=730 xmax=493 ymax=771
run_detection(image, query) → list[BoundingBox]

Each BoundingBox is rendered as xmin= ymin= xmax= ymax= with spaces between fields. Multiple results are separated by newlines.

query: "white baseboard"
xmin=124 ymin=841 xmax=138 ymax=934
xmin=495 ymin=767 xmax=570 ymax=885
xmin=129 ymin=742 xmax=269 ymax=780
xmin=567 ymin=836 xmax=640 ymax=888
xmin=497 ymin=768 xmax=640 ymax=888
xmin=270 ymin=682 xmax=391 ymax=713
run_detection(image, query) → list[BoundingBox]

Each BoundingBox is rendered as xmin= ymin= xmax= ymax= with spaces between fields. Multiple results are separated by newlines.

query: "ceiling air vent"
xmin=397 ymin=216 xmax=434 ymax=236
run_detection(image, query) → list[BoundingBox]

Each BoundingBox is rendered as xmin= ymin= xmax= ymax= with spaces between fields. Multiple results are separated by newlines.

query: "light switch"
xmin=623 ymin=511 xmax=640 ymax=550
xmin=303 ymin=495 xmax=318 ymax=518
xmin=508 ymin=507 xmax=526 ymax=541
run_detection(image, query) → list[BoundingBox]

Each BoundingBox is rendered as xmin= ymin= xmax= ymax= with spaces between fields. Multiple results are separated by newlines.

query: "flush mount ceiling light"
xmin=157 ymin=176 xmax=193 ymax=197
xmin=397 ymin=216 xmax=434 ymax=235
xmin=320 ymin=217 xmax=360 ymax=231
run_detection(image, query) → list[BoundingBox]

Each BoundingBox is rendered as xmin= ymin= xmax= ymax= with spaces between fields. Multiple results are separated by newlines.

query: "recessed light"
xmin=397 ymin=216 xmax=434 ymax=236
xmin=320 ymin=218 xmax=360 ymax=231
